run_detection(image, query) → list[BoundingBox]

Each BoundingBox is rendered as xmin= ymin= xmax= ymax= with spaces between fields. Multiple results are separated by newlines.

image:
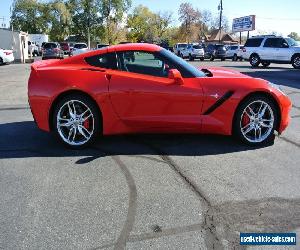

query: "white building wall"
xmin=0 ymin=28 xmax=29 ymax=62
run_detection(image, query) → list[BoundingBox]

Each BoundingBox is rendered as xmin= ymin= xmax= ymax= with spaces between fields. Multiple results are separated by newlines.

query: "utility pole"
xmin=218 ymin=0 xmax=223 ymax=43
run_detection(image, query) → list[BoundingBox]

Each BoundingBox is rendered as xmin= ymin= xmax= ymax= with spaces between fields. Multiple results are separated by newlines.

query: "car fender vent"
xmin=201 ymin=68 xmax=213 ymax=77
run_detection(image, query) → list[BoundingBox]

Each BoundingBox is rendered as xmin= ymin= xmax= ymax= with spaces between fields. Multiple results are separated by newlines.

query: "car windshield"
xmin=160 ymin=49 xmax=206 ymax=77
xmin=193 ymin=45 xmax=202 ymax=49
xmin=178 ymin=44 xmax=187 ymax=48
xmin=75 ymin=44 xmax=87 ymax=49
xmin=286 ymin=38 xmax=299 ymax=46
xmin=44 ymin=43 xmax=57 ymax=49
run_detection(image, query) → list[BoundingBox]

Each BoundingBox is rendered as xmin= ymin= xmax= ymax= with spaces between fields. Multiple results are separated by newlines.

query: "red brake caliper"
xmin=242 ymin=108 xmax=250 ymax=127
xmin=83 ymin=119 xmax=90 ymax=130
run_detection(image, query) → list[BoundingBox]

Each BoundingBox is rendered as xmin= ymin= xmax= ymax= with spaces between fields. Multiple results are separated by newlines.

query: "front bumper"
xmin=278 ymin=94 xmax=292 ymax=134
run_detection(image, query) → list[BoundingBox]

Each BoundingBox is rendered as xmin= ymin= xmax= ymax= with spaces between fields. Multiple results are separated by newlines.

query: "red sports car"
xmin=28 ymin=43 xmax=291 ymax=148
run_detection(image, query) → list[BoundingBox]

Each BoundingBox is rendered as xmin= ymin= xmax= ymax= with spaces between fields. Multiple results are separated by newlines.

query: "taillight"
xmin=4 ymin=52 xmax=12 ymax=55
xmin=54 ymin=48 xmax=59 ymax=52
xmin=242 ymin=48 xmax=246 ymax=52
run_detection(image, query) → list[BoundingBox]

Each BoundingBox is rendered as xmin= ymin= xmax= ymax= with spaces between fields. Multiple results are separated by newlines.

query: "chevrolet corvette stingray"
xmin=28 ymin=43 xmax=291 ymax=148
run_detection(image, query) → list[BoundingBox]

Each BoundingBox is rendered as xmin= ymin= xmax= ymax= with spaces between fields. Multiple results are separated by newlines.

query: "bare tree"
xmin=178 ymin=2 xmax=201 ymax=42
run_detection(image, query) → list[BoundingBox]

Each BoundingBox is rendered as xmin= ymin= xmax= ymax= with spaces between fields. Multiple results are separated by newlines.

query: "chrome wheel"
xmin=240 ymin=100 xmax=274 ymax=143
xmin=57 ymin=100 xmax=94 ymax=146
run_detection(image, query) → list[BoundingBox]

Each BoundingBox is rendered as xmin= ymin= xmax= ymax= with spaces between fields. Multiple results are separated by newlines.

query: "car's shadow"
xmin=0 ymin=121 xmax=270 ymax=161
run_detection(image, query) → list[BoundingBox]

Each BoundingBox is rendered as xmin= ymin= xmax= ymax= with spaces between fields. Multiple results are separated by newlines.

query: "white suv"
xmin=225 ymin=44 xmax=244 ymax=61
xmin=173 ymin=43 xmax=188 ymax=56
xmin=242 ymin=35 xmax=300 ymax=69
xmin=181 ymin=44 xmax=205 ymax=61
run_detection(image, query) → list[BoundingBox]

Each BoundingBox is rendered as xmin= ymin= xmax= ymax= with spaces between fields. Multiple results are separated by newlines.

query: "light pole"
xmin=218 ymin=0 xmax=223 ymax=43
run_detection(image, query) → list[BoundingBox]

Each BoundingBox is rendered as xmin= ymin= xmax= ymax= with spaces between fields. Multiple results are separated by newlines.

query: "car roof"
xmin=106 ymin=43 xmax=161 ymax=53
xmin=59 ymin=43 xmax=162 ymax=64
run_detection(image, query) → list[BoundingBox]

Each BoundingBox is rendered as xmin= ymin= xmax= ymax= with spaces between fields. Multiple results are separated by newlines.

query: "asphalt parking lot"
xmin=0 ymin=60 xmax=299 ymax=250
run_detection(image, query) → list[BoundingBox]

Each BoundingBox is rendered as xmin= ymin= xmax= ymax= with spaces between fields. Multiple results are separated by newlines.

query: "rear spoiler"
xmin=31 ymin=59 xmax=60 ymax=71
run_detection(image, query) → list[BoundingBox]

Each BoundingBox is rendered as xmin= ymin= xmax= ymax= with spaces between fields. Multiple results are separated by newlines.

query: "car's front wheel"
xmin=292 ymin=54 xmax=300 ymax=69
xmin=250 ymin=54 xmax=261 ymax=67
xmin=234 ymin=95 xmax=278 ymax=145
xmin=53 ymin=94 xmax=101 ymax=148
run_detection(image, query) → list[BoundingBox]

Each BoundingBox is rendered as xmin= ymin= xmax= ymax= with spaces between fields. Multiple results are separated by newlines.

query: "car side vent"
xmin=201 ymin=68 xmax=213 ymax=77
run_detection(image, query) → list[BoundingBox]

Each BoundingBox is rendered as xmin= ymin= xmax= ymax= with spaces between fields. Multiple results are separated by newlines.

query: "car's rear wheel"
xmin=200 ymin=58 xmax=204 ymax=61
xmin=210 ymin=55 xmax=214 ymax=61
xmin=53 ymin=94 xmax=101 ymax=148
xmin=0 ymin=57 xmax=3 ymax=65
xmin=234 ymin=95 xmax=278 ymax=145
xmin=232 ymin=54 xmax=238 ymax=61
xmin=250 ymin=54 xmax=260 ymax=67
xmin=292 ymin=54 xmax=300 ymax=69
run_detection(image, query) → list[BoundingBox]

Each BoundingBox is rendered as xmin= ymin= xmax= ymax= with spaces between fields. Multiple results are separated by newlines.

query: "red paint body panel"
xmin=28 ymin=43 xmax=291 ymax=137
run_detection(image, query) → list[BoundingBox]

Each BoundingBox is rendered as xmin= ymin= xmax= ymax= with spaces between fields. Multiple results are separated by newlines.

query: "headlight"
xmin=268 ymin=82 xmax=286 ymax=95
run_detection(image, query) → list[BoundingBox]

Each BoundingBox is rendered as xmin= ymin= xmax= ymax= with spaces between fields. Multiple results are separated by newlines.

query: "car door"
xmin=107 ymin=50 xmax=204 ymax=132
xmin=276 ymin=38 xmax=291 ymax=61
xmin=261 ymin=38 xmax=278 ymax=60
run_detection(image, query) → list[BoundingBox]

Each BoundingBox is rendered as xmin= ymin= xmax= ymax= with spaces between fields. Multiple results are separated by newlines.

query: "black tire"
xmin=249 ymin=54 xmax=260 ymax=67
xmin=292 ymin=54 xmax=300 ymax=69
xmin=52 ymin=94 xmax=101 ymax=149
xmin=232 ymin=54 xmax=238 ymax=61
xmin=210 ymin=55 xmax=214 ymax=61
xmin=200 ymin=58 xmax=204 ymax=61
xmin=221 ymin=58 xmax=225 ymax=61
xmin=0 ymin=57 xmax=3 ymax=65
xmin=233 ymin=95 xmax=278 ymax=146
xmin=262 ymin=62 xmax=271 ymax=68
xmin=189 ymin=54 xmax=194 ymax=61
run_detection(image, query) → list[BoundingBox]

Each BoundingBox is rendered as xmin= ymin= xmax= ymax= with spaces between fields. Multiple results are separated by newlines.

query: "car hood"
xmin=198 ymin=67 xmax=250 ymax=78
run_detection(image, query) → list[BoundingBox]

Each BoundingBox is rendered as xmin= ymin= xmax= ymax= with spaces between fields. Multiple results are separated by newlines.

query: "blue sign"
xmin=232 ymin=15 xmax=255 ymax=32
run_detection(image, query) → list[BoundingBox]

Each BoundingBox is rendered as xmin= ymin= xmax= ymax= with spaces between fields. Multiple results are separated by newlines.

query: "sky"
xmin=1 ymin=0 xmax=300 ymax=36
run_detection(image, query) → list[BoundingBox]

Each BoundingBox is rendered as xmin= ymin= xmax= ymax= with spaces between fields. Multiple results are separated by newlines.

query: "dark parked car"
xmin=60 ymin=42 xmax=71 ymax=55
xmin=204 ymin=44 xmax=227 ymax=61
xmin=42 ymin=42 xmax=64 ymax=60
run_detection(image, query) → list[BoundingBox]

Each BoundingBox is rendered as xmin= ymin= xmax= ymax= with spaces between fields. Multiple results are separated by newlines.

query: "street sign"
xmin=232 ymin=15 xmax=256 ymax=32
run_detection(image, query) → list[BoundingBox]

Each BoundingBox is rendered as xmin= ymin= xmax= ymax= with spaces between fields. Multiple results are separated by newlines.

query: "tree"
xmin=288 ymin=32 xmax=300 ymax=41
xmin=98 ymin=0 xmax=131 ymax=44
xmin=127 ymin=5 xmax=172 ymax=43
xmin=48 ymin=1 xmax=72 ymax=41
xmin=11 ymin=0 xmax=49 ymax=33
xmin=178 ymin=2 xmax=201 ymax=42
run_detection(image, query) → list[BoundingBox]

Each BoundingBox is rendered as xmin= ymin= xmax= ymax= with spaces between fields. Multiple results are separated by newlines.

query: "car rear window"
xmin=44 ymin=43 xmax=58 ymax=49
xmin=74 ymin=44 xmax=87 ymax=49
xmin=231 ymin=46 xmax=238 ymax=50
xmin=244 ymin=38 xmax=264 ymax=47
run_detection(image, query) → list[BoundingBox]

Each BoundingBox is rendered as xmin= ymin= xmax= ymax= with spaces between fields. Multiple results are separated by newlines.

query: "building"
xmin=204 ymin=29 xmax=238 ymax=44
xmin=0 ymin=28 xmax=29 ymax=63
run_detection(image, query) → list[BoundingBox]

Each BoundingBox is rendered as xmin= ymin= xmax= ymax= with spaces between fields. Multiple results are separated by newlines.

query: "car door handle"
xmin=105 ymin=74 xmax=112 ymax=81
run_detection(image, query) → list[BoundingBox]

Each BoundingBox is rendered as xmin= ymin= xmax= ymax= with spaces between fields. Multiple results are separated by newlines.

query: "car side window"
xmin=85 ymin=52 xmax=117 ymax=69
xmin=116 ymin=51 xmax=169 ymax=78
xmin=264 ymin=38 xmax=283 ymax=48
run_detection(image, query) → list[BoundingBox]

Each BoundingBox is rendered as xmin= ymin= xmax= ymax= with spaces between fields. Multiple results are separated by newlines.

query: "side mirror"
xmin=168 ymin=69 xmax=183 ymax=85
xmin=282 ymin=43 xmax=289 ymax=48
